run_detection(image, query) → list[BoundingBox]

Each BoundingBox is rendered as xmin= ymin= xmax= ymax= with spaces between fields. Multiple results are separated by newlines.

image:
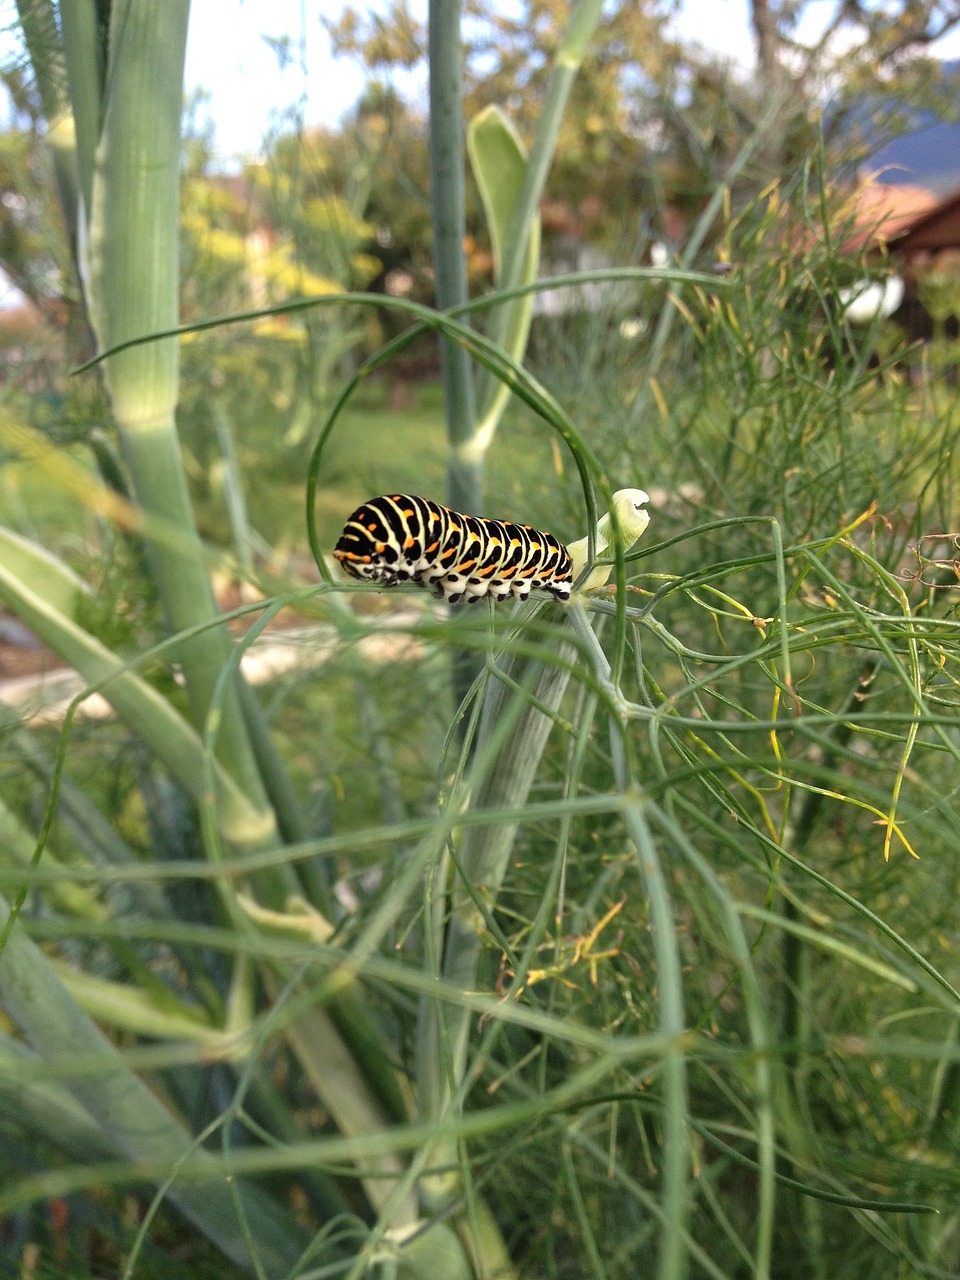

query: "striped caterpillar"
xmin=334 ymin=494 xmax=573 ymax=604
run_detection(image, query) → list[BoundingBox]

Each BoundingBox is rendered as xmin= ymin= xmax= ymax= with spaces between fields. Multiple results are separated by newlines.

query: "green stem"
xmin=476 ymin=0 xmax=603 ymax=417
xmin=567 ymin=602 xmax=691 ymax=1280
xmin=83 ymin=1 xmax=272 ymax=821
xmin=59 ymin=0 xmax=104 ymax=216
xmin=428 ymin=0 xmax=480 ymax=516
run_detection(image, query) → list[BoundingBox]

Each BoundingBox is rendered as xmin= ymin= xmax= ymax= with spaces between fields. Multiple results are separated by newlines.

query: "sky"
xmin=188 ymin=0 xmax=759 ymax=158
xmin=184 ymin=1 xmax=369 ymax=159
xmin=185 ymin=1 xmax=960 ymax=161
xmin=3 ymin=1 xmax=960 ymax=160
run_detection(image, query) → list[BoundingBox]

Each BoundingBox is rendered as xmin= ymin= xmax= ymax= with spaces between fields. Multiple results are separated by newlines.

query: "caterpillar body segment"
xmin=334 ymin=494 xmax=573 ymax=604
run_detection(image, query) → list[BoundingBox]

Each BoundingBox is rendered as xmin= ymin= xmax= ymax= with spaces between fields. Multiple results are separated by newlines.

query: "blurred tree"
xmin=742 ymin=0 xmax=960 ymax=175
xmin=0 ymin=52 xmax=381 ymax=526
xmin=325 ymin=0 xmax=960 ymax=256
xmin=326 ymin=0 xmax=679 ymax=250
xmin=173 ymin=119 xmax=382 ymax=511
xmin=0 ymin=60 xmax=85 ymax=347
xmin=747 ymin=0 xmax=960 ymax=106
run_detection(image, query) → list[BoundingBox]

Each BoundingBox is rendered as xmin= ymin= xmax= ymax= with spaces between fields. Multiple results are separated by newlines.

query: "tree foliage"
xmin=327 ymin=0 xmax=680 ymax=243
xmin=326 ymin=0 xmax=960 ymax=250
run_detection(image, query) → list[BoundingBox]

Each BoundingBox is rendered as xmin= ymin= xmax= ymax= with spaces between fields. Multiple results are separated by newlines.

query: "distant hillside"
xmin=860 ymin=60 xmax=960 ymax=195
xmin=869 ymin=120 xmax=960 ymax=195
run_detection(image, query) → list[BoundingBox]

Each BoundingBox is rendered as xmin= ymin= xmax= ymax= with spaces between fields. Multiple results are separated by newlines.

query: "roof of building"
xmin=890 ymin=186 xmax=960 ymax=252
xmin=844 ymin=181 xmax=941 ymax=253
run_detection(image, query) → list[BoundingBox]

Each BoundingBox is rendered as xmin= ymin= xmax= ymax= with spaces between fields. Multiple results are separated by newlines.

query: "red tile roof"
xmin=843 ymin=181 xmax=939 ymax=252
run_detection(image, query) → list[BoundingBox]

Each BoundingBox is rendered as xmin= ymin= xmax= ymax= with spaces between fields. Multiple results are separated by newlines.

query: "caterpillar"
xmin=333 ymin=494 xmax=573 ymax=604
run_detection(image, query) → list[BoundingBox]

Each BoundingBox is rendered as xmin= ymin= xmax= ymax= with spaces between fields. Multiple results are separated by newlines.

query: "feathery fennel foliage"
xmin=1 ymin=4 xmax=959 ymax=1280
